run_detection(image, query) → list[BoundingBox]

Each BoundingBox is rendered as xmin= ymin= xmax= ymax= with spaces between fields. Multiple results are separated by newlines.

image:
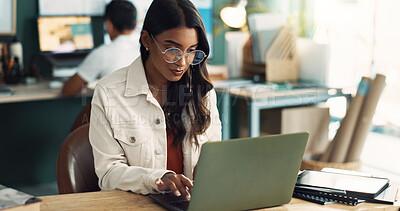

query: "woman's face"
xmin=144 ymin=27 xmax=199 ymax=84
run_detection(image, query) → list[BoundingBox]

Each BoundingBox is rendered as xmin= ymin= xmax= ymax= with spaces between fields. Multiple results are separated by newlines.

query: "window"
xmin=308 ymin=0 xmax=400 ymax=183
xmin=266 ymin=0 xmax=400 ymax=183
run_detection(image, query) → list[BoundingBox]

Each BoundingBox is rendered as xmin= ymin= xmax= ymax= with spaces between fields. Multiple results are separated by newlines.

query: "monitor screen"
xmin=37 ymin=16 xmax=94 ymax=53
xmin=39 ymin=0 xmax=105 ymax=16
xmin=0 ymin=0 xmax=16 ymax=35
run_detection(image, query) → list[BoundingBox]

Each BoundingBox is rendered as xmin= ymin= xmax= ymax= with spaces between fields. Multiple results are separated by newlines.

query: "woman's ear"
xmin=141 ymin=30 xmax=152 ymax=50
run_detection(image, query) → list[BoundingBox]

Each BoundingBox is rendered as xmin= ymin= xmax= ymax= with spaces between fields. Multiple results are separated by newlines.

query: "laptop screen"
xmin=37 ymin=16 xmax=94 ymax=53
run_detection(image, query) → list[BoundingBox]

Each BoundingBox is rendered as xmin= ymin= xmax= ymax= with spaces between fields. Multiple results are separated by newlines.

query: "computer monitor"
xmin=37 ymin=16 xmax=94 ymax=54
xmin=37 ymin=16 xmax=94 ymax=77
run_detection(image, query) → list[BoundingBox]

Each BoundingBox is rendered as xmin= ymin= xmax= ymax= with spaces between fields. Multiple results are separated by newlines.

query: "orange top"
xmin=166 ymin=129 xmax=183 ymax=174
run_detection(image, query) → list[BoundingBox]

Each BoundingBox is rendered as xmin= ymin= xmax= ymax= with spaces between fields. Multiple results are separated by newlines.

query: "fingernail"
xmin=175 ymin=191 xmax=181 ymax=196
xmin=186 ymin=194 xmax=191 ymax=200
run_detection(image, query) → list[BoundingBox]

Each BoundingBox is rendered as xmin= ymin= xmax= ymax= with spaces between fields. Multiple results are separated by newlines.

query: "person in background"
xmin=89 ymin=0 xmax=221 ymax=201
xmin=61 ymin=0 xmax=139 ymax=97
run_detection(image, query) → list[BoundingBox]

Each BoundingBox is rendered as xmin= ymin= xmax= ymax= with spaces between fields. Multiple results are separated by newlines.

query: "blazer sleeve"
xmin=205 ymin=89 xmax=222 ymax=142
xmin=89 ymin=83 xmax=172 ymax=195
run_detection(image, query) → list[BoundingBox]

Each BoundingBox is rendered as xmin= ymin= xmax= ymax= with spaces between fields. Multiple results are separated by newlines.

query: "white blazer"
xmin=89 ymin=56 xmax=222 ymax=195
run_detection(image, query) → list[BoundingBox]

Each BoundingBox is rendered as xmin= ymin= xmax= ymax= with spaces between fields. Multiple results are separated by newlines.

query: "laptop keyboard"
xmin=170 ymin=200 xmax=189 ymax=211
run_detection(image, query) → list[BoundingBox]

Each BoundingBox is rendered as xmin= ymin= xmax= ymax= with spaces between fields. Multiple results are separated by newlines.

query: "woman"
xmin=89 ymin=0 xmax=221 ymax=201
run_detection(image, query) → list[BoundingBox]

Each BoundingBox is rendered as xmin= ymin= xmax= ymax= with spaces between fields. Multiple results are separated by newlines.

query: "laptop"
xmin=149 ymin=132 xmax=309 ymax=211
xmin=37 ymin=16 xmax=94 ymax=68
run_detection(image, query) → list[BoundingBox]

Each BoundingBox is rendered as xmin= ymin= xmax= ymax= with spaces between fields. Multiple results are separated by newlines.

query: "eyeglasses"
xmin=151 ymin=34 xmax=207 ymax=65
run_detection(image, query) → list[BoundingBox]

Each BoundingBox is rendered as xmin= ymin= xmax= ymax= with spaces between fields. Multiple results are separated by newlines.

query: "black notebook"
xmin=297 ymin=170 xmax=390 ymax=199
xmin=293 ymin=185 xmax=365 ymax=205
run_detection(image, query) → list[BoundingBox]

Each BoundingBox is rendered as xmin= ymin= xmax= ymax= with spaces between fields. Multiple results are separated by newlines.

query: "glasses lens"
xmin=164 ymin=48 xmax=182 ymax=63
xmin=191 ymin=50 xmax=206 ymax=65
xmin=163 ymin=48 xmax=206 ymax=65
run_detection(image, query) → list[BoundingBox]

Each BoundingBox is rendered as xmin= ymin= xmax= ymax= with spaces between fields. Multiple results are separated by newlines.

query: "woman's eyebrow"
xmin=164 ymin=39 xmax=198 ymax=48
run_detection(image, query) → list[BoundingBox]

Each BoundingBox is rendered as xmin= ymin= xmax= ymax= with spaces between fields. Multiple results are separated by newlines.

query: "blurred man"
xmin=62 ymin=0 xmax=139 ymax=97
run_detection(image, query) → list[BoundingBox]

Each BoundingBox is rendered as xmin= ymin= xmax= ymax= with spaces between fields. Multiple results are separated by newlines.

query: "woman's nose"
xmin=175 ymin=54 xmax=188 ymax=67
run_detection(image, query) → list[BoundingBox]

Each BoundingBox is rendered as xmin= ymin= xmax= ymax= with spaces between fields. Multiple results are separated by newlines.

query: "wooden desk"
xmin=38 ymin=190 xmax=399 ymax=211
xmin=0 ymin=79 xmax=93 ymax=104
xmin=214 ymin=80 xmax=351 ymax=140
xmin=0 ymin=80 xmax=61 ymax=104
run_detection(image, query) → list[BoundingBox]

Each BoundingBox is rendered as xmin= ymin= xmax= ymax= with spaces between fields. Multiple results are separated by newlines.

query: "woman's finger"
xmin=159 ymin=174 xmax=193 ymax=200
xmin=173 ymin=176 xmax=191 ymax=200
xmin=164 ymin=177 xmax=180 ymax=197
xmin=161 ymin=174 xmax=181 ymax=196
xmin=180 ymin=176 xmax=194 ymax=192
xmin=156 ymin=178 xmax=168 ymax=191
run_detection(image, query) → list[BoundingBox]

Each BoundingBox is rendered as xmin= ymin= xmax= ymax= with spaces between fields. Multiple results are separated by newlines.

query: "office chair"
xmin=57 ymin=124 xmax=100 ymax=194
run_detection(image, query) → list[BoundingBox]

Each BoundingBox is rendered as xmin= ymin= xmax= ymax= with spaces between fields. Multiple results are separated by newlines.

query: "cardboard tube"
xmin=320 ymin=139 xmax=334 ymax=162
xmin=320 ymin=77 xmax=371 ymax=162
xmin=328 ymin=77 xmax=371 ymax=163
xmin=346 ymin=74 xmax=386 ymax=162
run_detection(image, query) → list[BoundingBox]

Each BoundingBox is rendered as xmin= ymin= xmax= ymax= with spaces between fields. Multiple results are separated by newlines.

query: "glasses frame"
xmin=150 ymin=34 xmax=207 ymax=65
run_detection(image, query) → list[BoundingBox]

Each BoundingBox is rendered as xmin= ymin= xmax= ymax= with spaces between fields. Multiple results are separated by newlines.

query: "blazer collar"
xmin=124 ymin=56 xmax=152 ymax=97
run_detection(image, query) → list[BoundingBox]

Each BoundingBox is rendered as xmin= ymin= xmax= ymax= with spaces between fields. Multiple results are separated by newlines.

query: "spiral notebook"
xmin=293 ymin=185 xmax=365 ymax=205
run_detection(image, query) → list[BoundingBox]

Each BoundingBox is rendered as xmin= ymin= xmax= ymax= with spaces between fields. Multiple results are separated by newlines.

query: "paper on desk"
xmin=247 ymin=13 xmax=287 ymax=32
xmin=247 ymin=13 xmax=286 ymax=63
xmin=225 ymin=31 xmax=250 ymax=78
xmin=229 ymin=85 xmax=330 ymax=100
xmin=212 ymin=79 xmax=252 ymax=90
xmin=257 ymin=29 xmax=280 ymax=63
xmin=0 ymin=185 xmax=34 ymax=209
xmin=297 ymin=38 xmax=330 ymax=86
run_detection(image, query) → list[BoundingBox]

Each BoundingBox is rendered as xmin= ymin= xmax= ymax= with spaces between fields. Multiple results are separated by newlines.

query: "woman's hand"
xmin=156 ymin=173 xmax=193 ymax=200
xmin=193 ymin=165 xmax=197 ymax=179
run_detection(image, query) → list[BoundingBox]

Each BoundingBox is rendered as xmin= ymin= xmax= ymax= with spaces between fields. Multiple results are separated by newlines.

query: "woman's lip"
xmin=170 ymin=69 xmax=184 ymax=76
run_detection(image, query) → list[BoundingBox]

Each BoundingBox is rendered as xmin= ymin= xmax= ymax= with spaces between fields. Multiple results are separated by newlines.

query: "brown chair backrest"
xmin=57 ymin=124 xmax=100 ymax=194
xmin=70 ymin=103 xmax=91 ymax=132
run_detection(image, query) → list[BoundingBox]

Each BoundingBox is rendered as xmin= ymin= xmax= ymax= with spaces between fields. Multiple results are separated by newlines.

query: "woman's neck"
xmin=144 ymin=60 xmax=169 ymax=90
xmin=144 ymin=59 xmax=169 ymax=106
